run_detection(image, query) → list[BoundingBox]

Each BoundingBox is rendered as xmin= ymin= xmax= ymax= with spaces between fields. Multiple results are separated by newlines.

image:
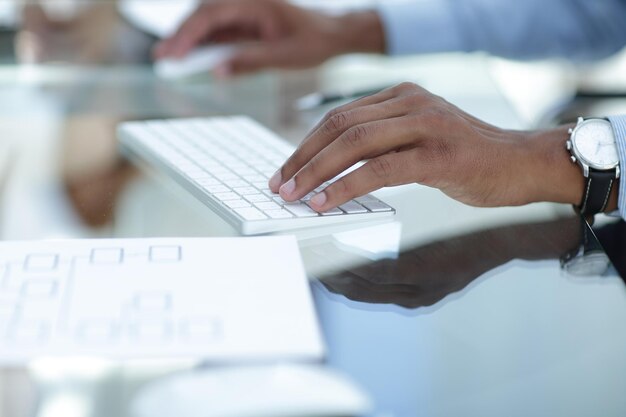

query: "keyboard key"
xmin=273 ymin=196 xmax=289 ymax=205
xmin=243 ymin=157 xmax=262 ymax=165
xmin=223 ymin=179 xmax=249 ymax=188
xmin=214 ymin=172 xmax=238 ymax=182
xmin=262 ymin=189 xmax=278 ymax=198
xmin=339 ymin=201 xmax=368 ymax=214
xmin=360 ymin=201 xmax=393 ymax=212
xmin=234 ymin=207 xmax=267 ymax=220
xmin=225 ymin=200 xmax=252 ymax=209
xmin=355 ymin=195 xmax=379 ymax=204
xmin=196 ymin=178 xmax=220 ymax=186
xmin=213 ymin=192 xmax=240 ymax=201
xmin=205 ymin=165 xmax=229 ymax=173
xmin=254 ymin=201 xmax=281 ymax=211
xmin=319 ymin=207 xmax=343 ymax=216
xmin=202 ymin=184 xmax=230 ymax=194
xmin=245 ymin=194 xmax=271 ymax=203
xmin=236 ymin=168 xmax=258 ymax=176
xmin=243 ymin=174 xmax=267 ymax=182
xmin=265 ymin=209 xmax=294 ymax=219
xmin=233 ymin=186 xmax=259 ymax=196
xmin=284 ymin=203 xmax=319 ymax=217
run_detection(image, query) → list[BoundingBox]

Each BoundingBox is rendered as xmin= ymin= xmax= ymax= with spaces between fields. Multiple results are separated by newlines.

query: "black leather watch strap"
xmin=579 ymin=169 xmax=616 ymax=216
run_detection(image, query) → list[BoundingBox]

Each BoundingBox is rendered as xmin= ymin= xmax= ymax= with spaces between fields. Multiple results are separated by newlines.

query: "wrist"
xmin=522 ymin=125 xmax=586 ymax=206
xmin=332 ymin=11 xmax=385 ymax=55
xmin=528 ymin=125 xmax=619 ymax=213
xmin=520 ymin=125 xmax=621 ymax=213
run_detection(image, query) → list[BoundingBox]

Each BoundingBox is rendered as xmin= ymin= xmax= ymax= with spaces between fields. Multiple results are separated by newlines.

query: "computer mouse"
xmin=154 ymin=44 xmax=238 ymax=79
xmin=131 ymin=364 xmax=373 ymax=417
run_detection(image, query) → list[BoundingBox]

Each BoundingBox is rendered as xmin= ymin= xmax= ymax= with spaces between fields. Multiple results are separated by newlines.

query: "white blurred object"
xmin=118 ymin=0 xmax=375 ymax=39
xmin=0 ymin=0 xmax=19 ymax=27
xmin=575 ymin=48 xmax=626 ymax=92
xmin=40 ymin=0 xmax=91 ymax=22
xmin=118 ymin=0 xmax=199 ymax=38
xmin=292 ymin=0 xmax=375 ymax=13
xmin=488 ymin=49 xmax=626 ymax=127
xmin=132 ymin=364 xmax=372 ymax=417
xmin=332 ymin=221 xmax=402 ymax=261
xmin=488 ymin=58 xmax=576 ymax=126
xmin=154 ymin=44 xmax=238 ymax=79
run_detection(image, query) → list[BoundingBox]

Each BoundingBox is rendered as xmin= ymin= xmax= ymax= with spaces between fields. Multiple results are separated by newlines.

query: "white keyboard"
xmin=117 ymin=116 xmax=395 ymax=235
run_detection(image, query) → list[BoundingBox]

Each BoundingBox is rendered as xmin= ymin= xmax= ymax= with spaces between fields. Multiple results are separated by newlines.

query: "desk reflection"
xmin=320 ymin=216 xmax=587 ymax=308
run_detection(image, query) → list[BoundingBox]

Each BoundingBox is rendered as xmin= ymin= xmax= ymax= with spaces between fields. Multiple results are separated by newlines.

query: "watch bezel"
xmin=570 ymin=118 xmax=620 ymax=171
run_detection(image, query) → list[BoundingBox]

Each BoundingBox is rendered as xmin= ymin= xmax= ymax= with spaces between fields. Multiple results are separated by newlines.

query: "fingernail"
xmin=310 ymin=192 xmax=327 ymax=208
xmin=280 ymin=178 xmax=296 ymax=197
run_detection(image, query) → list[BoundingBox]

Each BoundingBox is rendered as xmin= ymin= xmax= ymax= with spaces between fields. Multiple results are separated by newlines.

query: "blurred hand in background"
xmin=154 ymin=0 xmax=385 ymax=77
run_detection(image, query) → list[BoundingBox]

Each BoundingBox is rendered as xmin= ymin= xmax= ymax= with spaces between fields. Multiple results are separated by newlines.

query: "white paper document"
xmin=0 ymin=237 xmax=324 ymax=363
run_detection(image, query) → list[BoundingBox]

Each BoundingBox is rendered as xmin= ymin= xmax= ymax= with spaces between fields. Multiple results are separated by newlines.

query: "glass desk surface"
xmin=1 ymin=53 xmax=625 ymax=417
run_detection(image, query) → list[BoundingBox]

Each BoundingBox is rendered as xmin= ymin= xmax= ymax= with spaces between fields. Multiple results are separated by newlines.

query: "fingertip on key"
xmin=309 ymin=191 xmax=327 ymax=209
xmin=279 ymin=178 xmax=296 ymax=199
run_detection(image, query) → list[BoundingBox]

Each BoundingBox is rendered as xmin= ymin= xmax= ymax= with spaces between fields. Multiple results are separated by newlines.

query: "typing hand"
xmin=153 ymin=0 xmax=384 ymax=77
xmin=269 ymin=82 xmax=585 ymax=212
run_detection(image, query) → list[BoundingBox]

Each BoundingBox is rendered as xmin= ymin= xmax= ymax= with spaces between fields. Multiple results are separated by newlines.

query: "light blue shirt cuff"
xmin=376 ymin=0 xmax=464 ymax=56
xmin=607 ymin=115 xmax=626 ymax=221
xmin=375 ymin=0 xmax=626 ymax=61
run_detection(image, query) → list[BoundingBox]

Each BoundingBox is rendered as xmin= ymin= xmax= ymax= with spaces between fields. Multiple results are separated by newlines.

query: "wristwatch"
xmin=566 ymin=117 xmax=620 ymax=216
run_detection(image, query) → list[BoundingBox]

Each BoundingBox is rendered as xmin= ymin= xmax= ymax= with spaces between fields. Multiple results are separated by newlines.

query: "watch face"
xmin=572 ymin=119 xmax=620 ymax=170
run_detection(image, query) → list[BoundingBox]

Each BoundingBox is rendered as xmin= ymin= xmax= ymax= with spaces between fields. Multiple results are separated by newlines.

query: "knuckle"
xmin=322 ymin=107 xmax=341 ymax=123
xmin=324 ymin=112 xmax=350 ymax=135
xmin=343 ymin=124 xmax=369 ymax=149
xmin=324 ymin=107 xmax=340 ymax=120
xmin=370 ymin=156 xmax=393 ymax=181
xmin=394 ymin=81 xmax=418 ymax=93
